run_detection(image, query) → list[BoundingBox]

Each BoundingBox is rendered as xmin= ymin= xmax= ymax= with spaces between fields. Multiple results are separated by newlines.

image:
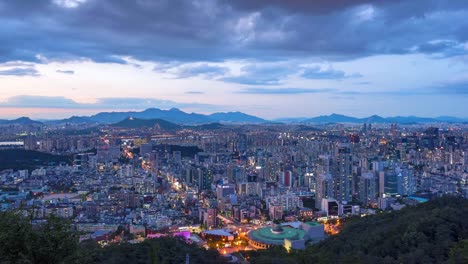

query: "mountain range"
xmin=297 ymin=113 xmax=468 ymax=124
xmin=77 ymin=108 xmax=267 ymax=125
xmin=0 ymin=109 xmax=467 ymax=126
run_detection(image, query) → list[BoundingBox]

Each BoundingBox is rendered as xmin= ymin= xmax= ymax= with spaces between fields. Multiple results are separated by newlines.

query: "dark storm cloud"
xmin=221 ymin=0 xmax=376 ymax=13
xmin=0 ymin=0 xmax=467 ymax=63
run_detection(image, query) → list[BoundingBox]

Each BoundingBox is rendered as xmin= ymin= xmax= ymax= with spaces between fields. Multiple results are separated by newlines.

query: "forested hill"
xmin=0 ymin=149 xmax=71 ymax=171
xmin=249 ymin=196 xmax=468 ymax=264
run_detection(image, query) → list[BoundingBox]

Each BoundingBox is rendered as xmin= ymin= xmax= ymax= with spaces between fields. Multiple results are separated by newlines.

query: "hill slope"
xmin=110 ymin=117 xmax=181 ymax=130
xmin=0 ymin=117 xmax=43 ymax=126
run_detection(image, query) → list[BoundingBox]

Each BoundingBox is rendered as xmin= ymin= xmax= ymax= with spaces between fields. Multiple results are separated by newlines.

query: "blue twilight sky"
xmin=0 ymin=0 xmax=467 ymax=119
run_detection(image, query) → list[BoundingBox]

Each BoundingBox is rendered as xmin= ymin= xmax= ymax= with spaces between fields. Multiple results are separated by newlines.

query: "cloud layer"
xmin=0 ymin=95 xmax=217 ymax=110
xmin=0 ymin=0 xmax=467 ymax=63
xmin=0 ymin=67 xmax=39 ymax=76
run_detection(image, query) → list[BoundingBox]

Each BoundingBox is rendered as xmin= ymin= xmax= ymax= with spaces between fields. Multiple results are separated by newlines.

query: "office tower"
xmin=384 ymin=169 xmax=398 ymax=195
xmin=396 ymin=167 xmax=415 ymax=196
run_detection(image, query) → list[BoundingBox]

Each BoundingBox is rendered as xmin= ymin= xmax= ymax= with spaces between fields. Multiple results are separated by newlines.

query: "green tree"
xmin=0 ymin=212 xmax=79 ymax=264
xmin=448 ymin=239 xmax=468 ymax=264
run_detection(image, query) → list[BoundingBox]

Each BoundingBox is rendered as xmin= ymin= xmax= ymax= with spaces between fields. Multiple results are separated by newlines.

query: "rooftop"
xmin=248 ymin=226 xmax=306 ymax=245
xmin=202 ymin=229 xmax=234 ymax=237
xmin=304 ymin=221 xmax=322 ymax=227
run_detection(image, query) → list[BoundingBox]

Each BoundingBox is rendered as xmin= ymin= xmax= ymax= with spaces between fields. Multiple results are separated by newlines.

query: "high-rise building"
xmin=396 ymin=167 xmax=415 ymax=196
xmin=198 ymin=167 xmax=213 ymax=191
xmin=24 ymin=134 xmax=37 ymax=150
xmin=379 ymin=171 xmax=385 ymax=197
xmin=359 ymin=172 xmax=376 ymax=205
xmin=317 ymin=155 xmax=331 ymax=174
xmin=315 ymin=173 xmax=334 ymax=209
xmin=387 ymin=170 xmax=398 ymax=195
xmin=332 ymin=145 xmax=353 ymax=203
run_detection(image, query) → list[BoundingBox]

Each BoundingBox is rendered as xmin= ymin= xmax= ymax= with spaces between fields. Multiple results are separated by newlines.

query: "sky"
xmin=0 ymin=0 xmax=467 ymax=119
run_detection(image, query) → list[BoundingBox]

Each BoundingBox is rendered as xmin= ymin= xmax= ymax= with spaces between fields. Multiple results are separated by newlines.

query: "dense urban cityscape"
xmin=0 ymin=110 xmax=467 ymax=262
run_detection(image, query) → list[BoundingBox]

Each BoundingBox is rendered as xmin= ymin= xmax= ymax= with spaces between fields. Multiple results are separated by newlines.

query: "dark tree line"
xmin=248 ymin=196 xmax=468 ymax=264
xmin=0 ymin=211 xmax=226 ymax=264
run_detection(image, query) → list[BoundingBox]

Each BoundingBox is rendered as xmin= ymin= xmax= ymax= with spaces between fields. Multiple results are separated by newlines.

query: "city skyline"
xmin=1 ymin=2 xmax=467 ymax=263
xmin=1 ymin=0 xmax=468 ymax=119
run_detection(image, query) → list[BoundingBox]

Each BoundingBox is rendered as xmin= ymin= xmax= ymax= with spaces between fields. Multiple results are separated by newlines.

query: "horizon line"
xmin=0 ymin=107 xmax=467 ymax=121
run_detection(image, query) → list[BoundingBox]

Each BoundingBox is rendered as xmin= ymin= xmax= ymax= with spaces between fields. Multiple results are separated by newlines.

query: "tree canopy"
xmin=248 ymin=196 xmax=468 ymax=264
xmin=0 ymin=211 xmax=226 ymax=264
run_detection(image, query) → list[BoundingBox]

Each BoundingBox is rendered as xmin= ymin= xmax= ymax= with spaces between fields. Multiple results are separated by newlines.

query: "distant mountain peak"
xmin=209 ymin=111 xmax=267 ymax=123
xmin=16 ymin=117 xmax=32 ymax=121
xmin=169 ymin=107 xmax=183 ymax=112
